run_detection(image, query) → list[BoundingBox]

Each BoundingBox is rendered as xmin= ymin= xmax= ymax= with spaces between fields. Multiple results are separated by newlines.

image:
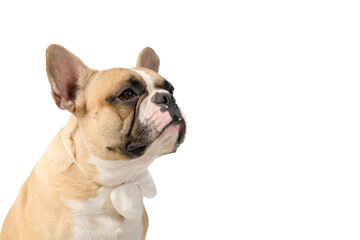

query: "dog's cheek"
xmin=79 ymin=110 xmax=125 ymax=153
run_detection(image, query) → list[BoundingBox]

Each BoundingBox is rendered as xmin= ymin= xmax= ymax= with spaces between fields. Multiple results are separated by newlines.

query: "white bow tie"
xmin=110 ymin=170 xmax=157 ymax=219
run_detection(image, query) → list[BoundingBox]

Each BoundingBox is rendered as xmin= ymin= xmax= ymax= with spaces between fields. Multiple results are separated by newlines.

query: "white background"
xmin=0 ymin=0 xmax=360 ymax=239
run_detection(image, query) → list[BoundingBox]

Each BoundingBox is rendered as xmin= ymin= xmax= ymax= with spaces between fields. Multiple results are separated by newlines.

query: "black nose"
xmin=153 ymin=92 xmax=176 ymax=105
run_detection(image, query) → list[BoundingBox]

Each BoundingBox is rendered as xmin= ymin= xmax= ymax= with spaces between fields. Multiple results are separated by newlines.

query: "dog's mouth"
xmin=172 ymin=117 xmax=186 ymax=145
xmin=123 ymin=117 xmax=186 ymax=158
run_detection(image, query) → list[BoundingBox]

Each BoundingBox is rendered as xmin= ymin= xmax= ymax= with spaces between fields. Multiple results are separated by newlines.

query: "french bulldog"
xmin=0 ymin=45 xmax=186 ymax=240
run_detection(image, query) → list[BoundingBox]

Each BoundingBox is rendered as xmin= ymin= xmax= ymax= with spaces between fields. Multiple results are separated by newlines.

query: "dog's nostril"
xmin=154 ymin=92 xmax=176 ymax=105
xmin=126 ymin=143 xmax=147 ymax=157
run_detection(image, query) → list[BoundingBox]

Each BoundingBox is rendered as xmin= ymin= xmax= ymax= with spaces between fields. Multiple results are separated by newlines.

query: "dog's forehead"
xmin=131 ymin=68 xmax=156 ymax=92
xmin=86 ymin=68 xmax=164 ymax=101
xmin=131 ymin=67 xmax=165 ymax=91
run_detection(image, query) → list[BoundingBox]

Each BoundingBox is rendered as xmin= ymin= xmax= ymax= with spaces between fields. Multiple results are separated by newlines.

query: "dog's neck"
xmin=60 ymin=115 xmax=101 ymax=185
xmin=33 ymin=120 xmax=100 ymax=203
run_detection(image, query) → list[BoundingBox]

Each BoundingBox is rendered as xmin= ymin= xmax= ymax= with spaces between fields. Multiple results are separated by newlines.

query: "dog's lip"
xmin=157 ymin=117 xmax=186 ymax=144
xmin=172 ymin=118 xmax=186 ymax=145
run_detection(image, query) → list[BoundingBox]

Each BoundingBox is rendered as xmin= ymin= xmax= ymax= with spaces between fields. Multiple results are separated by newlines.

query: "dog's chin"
xmin=147 ymin=123 xmax=183 ymax=157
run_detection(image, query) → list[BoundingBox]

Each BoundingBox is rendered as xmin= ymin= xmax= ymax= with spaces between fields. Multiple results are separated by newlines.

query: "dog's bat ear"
xmin=136 ymin=47 xmax=160 ymax=73
xmin=46 ymin=44 xmax=90 ymax=111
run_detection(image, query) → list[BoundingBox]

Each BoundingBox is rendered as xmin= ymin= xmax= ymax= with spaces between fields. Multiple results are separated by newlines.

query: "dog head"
xmin=46 ymin=45 xmax=186 ymax=165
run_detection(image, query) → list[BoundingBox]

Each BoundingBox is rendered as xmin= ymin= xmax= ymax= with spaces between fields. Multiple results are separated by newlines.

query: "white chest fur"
xmin=67 ymin=187 xmax=144 ymax=240
xmin=66 ymin=154 xmax=158 ymax=240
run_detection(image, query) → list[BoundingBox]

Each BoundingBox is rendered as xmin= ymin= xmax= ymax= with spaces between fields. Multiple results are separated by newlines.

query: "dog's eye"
xmin=169 ymin=86 xmax=174 ymax=95
xmin=118 ymin=88 xmax=137 ymax=101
